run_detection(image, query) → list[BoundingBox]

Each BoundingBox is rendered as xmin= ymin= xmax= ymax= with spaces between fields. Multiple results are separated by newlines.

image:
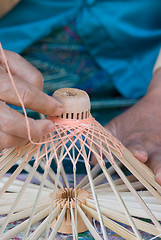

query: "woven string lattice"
xmin=0 ymin=44 xmax=161 ymax=240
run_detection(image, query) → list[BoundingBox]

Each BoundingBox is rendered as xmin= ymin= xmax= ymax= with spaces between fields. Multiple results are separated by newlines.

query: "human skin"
xmin=2 ymin=50 xmax=161 ymax=186
xmin=0 ymin=50 xmax=63 ymax=150
xmin=91 ymin=68 xmax=161 ymax=185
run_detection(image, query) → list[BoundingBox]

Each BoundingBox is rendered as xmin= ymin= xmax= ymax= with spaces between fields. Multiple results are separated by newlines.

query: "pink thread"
xmin=0 ymin=43 xmax=124 ymax=171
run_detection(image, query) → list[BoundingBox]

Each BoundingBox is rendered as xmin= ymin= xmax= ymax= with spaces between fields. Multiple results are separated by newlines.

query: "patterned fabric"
xmin=4 ymin=174 xmax=160 ymax=240
xmin=1 ymin=0 xmax=161 ymax=98
xmin=21 ymin=21 xmax=136 ymax=125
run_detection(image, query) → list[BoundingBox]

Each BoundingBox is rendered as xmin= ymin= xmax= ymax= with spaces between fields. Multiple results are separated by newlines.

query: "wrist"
xmin=147 ymin=68 xmax=161 ymax=98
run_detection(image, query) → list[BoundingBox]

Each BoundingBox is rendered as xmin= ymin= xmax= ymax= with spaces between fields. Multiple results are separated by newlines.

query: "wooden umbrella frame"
xmin=0 ymin=44 xmax=161 ymax=240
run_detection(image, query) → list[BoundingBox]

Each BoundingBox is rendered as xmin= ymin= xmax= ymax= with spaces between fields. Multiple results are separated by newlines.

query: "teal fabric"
xmin=0 ymin=0 xmax=81 ymax=53
xmin=0 ymin=0 xmax=161 ymax=98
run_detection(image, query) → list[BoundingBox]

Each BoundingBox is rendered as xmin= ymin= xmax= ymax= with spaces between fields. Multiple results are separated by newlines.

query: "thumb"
xmin=126 ymin=141 xmax=148 ymax=163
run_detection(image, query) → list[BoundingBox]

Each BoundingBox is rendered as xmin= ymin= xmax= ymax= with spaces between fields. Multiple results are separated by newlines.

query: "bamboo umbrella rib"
xmin=72 ymin=142 xmax=78 ymax=238
xmin=89 ymin=140 xmax=142 ymax=239
xmin=28 ymin=205 xmax=61 ymax=240
xmin=77 ymin=204 xmax=102 ymax=240
xmin=82 ymin=204 xmax=137 ymax=240
xmin=39 ymin=159 xmax=63 ymax=188
xmin=96 ymin=192 xmax=160 ymax=204
xmin=23 ymin=144 xmax=53 ymax=240
xmin=0 ymin=146 xmax=44 ymax=237
xmin=83 ymin=162 xmax=122 ymax=189
xmin=86 ymin=202 xmax=161 ymax=236
xmin=0 ymin=203 xmax=50 ymax=226
xmin=0 ymin=177 xmax=51 ymax=192
xmin=70 ymin=202 xmax=77 ymax=240
xmin=81 ymin=138 xmax=108 ymax=240
xmin=87 ymin=198 xmax=161 ymax=220
xmin=0 ymin=153 xmax=27 ymax=179
xmin=100 ymin=140 xmax=161 ymax=227
xmin=0 ymin=147 xmax=15 ymax=164
xmin=0 ymin=156 xmax=35 ymax=198
xmin=94 ymin=175 xmax=139 ymax=191
xmin=0 ymin=148 xmax=23 ymax=170
xmin=22 ymin=163 xmax=54 ymax=189
xmin=1 ymin=205 xmax=59 ymax=240
xmin=48 ymin=204 xmax=67 ymax=240
xmin=0 ymin=195 xmax=50 ymax=213
xmin=124 ymin=147 xmax=161 ymax=193
xmin=0 ymin=143 xmax=36 ymax=175
xmin=110 ymin=147 xmax=161 ymax=203
xmin=44 ymin=162 xmax=62 ymax=239
xmin=96 ymin=198 xmax=161 ymax=213
xmin=77 ymin=163 xmax=101 ymax=189
xmin=109 ymin=161 xmax=160 ymax=227
xmin=50 ymin=141 xmax=69 ymax=189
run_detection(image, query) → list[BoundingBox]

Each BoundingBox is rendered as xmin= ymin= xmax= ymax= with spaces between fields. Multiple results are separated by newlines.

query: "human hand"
xmin=0 ymin=50 xmax=63 ymax=150
xmin=98 ymin=69 xmax=161 ymax=185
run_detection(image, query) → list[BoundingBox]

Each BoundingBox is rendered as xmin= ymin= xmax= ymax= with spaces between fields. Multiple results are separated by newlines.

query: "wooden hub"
xmin=53 ymin=88 xmax=91 ymax=120
xmin=53 ymin=188 xmax=92 ymax=234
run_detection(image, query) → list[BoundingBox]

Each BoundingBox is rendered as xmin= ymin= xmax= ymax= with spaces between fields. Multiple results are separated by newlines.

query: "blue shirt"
xmin=0 ymin=0 xmax=161 ymax=98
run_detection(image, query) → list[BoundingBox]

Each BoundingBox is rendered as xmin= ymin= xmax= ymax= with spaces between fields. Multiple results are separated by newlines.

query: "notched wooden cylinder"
xmin=53 ymin=188 xmax=92 ymax=234
xmin=53 ymin=88 xmax=91 ymax=120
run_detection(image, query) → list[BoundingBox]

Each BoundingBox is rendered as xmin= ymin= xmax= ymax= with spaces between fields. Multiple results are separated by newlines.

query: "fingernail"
xmin=50 ymin=106 xmax=63 ymax=117
xmin=133 ymin=150 xmax=148 ymax=162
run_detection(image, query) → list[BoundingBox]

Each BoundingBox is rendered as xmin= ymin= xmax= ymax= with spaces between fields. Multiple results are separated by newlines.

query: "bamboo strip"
xmin=22 ymin=163 xmax=54 ymax=189
xmin=90 ymin=140 xmax=142 ymax=239
xmin=77 ymin=204 xmax=102 ymax=240
xmin=39 ymin=159 xmax=63 ymax=188
xmin=28 ymin=205 xmax=61 ymax=240
xmin=0 ymin=148 xmax=21 ymax=170
xmin=23 ymin=145 xmax=53 ymax=240
xmin=70 ymin=202 xmax=77 ymax=240
xmin=83 ymin=161 xmax=122 ymax=189
xmin=94 ymin=175 xmax=138 ymax=190
xmin=109 ymin=146 xmax=161 ymax=203
xmin=0 ymin=147 xmax=44 ymax=236
xmin=0 ymin=144 xmax=35 ymax=177
xmin=96 ymin=193 xmax=159 ymax=204
xmin=0 ymin=156 xmax=35 ymax=198
xmin=73 ymin=169 xmax=78 ymax=238
xmin=81 ymin=139 xmax=108 ymax=240
xmin=107 ymin=161 xmax=160 ymax=227
xmin=124 ymin=147 xmax=161 ymax=194
xmin=0 ymin=147 xmax=15 ymax=164
xmin=51 ymin=143 xmax=69 ymax=189
xmin=44 ymin=145 xmax=63 ymax=240
xmin=0 ymin=203 xmax=49 ymax=226
xmin=82 ymin=204 xmax=137 ymax=240
xmin=87 ymin=202 xmax=161 ymax=236
xmin=87 ymin=198 xmax=161 ymax=220
xmin=1 ymin=205 xmax=58 ymax=240
xmin=48 ymin=204 xmax=67 ymax=240
xmin=77 ymin=163 xmax=101 ymax=189
xmin=72 ymin=140 xmax=78 ymax=239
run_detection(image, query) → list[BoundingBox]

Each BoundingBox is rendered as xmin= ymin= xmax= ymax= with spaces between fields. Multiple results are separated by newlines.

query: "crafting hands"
xmin=91 ymin=69 xmax=161 ymax=185
xmin=0 ymin=50 xmax=63 ymax=150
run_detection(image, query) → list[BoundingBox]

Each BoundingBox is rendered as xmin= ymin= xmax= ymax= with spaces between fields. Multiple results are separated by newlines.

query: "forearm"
xmin=147 ymin=68 xmax=161 ymax=95
xmin=147 ymin=50 xmax=161 ymax=96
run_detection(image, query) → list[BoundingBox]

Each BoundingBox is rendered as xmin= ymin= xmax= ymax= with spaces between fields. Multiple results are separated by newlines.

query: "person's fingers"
xmin=126 ymin=140 xmax=148 ymax=163
xmin=0 ymin=131 xmax=26 ymax=149
xmin=146 ymin=152 xmax=161 ymax=185
xmin=105 ymin=121 xmax=118 ymax=138
xmin=0 ymin=102 xmax=56 ymax=140
xmin=0 ymin=71 xmax=63 ymax=116
xmin=0 ymin=50 xmax=44 ymax=90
